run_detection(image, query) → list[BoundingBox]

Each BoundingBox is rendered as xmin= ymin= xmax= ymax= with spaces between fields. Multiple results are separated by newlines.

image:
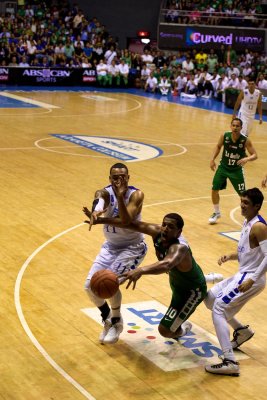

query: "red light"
xmin=137 ymin=30 xmax=150 ymax=38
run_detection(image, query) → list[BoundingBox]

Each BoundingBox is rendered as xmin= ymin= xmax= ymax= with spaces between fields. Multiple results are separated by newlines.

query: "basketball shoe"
xmin=231 ymin=325 xmax=254 ymax=349
xmin=175 ymin=321 xmax=192 ymax=338
xmin=103 ymin=317 xmax=124 ymax=344
xmin=99 ymin=314 xmax=112 ymax=344
xmin=208 ymin=212 xmax=221 ymax=224
xmin=205 ymin=356 xmax=240 ymax=376
xmin=205 ymin=272 xmax=224 ymax=284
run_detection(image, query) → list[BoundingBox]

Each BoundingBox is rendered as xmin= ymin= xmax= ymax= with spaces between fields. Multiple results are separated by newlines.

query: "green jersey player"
xmin=208 ymin=118 xmax=258 ymax=224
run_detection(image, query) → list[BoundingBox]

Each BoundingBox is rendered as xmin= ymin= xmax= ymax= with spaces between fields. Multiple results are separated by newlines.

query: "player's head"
xmin=240 ymin=188 xmax=264 ymax=218
xmin=161 ymin=213 xmax=184 ymax=241
xmin=248 ymin=78 xmax=256 ymax=91
xmin=109 ymin=163 xmax=129 ymax=189
xmin=231 ymin=118 xmax=242 ymax=134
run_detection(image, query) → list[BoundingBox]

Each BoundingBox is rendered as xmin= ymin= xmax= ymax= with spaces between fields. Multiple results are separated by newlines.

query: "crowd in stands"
xmin=135 ymin=45 xmax=267 ymax=99
xmin=164 ymin=0 xmax=266 ymax=28
xmin=0 ymin=0 xmax=266 ymax=98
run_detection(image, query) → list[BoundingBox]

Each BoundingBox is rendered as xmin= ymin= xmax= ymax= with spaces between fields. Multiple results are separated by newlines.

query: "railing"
xmin=160 ymin=8 xmax=267 ymax=28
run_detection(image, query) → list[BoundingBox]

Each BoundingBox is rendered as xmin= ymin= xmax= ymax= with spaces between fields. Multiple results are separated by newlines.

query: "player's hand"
xmin=218 ymin=255 xmax=230 ymax=265
xmin=83 ymin=207 xmax=104 ymax=231
xmin=238 ymin=278 xmax=254 ymax=293
xmin=210 ymin=160 xmax=216 ymax=171
xmin=262 ymin=176 xmax=267 ymax=188
xmin=119 ymin=269 xmax=143 ymax=290
xmin=112 ymin=176 xmax=127 ymax=197
xmin=237 ymin=157 xmax=248 ymax=166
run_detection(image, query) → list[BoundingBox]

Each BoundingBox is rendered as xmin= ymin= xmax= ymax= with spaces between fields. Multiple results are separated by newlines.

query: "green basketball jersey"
xmin=220 ymin=132 xmax=247 ymax=170
xmin=153 ymin=234 xmax=206 ymax=292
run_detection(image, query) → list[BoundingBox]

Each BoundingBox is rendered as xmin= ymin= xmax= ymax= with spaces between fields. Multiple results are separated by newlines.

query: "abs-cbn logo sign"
xmin=83 ymin=69 xmax=96 ymax=82
xmin=23 ymin=69 xmax=71 ymax=77
xmin=0 ymin=68 xmax=9 ymax=80
xmin=23 ymin=68 xmax=71 ymax=83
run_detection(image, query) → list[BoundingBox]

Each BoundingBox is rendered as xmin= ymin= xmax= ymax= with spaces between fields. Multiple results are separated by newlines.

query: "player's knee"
xmin=204 ymin=290 xmax=215 ymax=310
xmin=158 ymin=324 xmax=172 ymax=338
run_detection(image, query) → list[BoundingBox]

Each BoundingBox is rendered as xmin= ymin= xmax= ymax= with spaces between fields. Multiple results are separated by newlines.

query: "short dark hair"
xmin=242 ymin=188 xmax=264 ymax=209
xmin=231 ymin=117 xmax=243 ymax=128
xmin=164 ymin=213 xmax=184 ymax=229
xmin=110 ymin=163 xmax=128 ymax=174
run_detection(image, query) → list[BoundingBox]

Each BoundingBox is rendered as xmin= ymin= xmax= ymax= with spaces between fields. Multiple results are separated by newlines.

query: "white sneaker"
xmin=205 ymin=357 xmax=240 ymax=376
xmin=99 ymin=315 xmax=112 ymax=344
xmin=176 ymin=321 xmax=192 ymax=337
xmin=202 ymin=94 xmax=210 ymax=99
xmin=205 ymin=272 xmax=224 ymax=284
xmin=231 ymin=325 xmax=254 ymax=349
xmin=103 ymin=317 xmax=124 ymax=344
xmin=208 ymin=212 xmax=221 ymax=224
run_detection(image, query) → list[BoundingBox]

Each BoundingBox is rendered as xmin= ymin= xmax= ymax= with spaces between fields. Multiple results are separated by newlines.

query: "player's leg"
xmin=103 ymin=241 xmax=147 ymax=344
xmin=159 ymin=285 xmax=206 ymax=338
xmin=84 ymin=243 xmax=116 ymax=343
xmin=209 ymin=166 xmax=227 ymax=224
xmin=229 ymin=168 xmax=246 ymax=196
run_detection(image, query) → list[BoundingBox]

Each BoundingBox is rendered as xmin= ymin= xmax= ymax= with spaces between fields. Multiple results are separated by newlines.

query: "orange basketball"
xmin=90 ymin=270 xmax=119 ymax=299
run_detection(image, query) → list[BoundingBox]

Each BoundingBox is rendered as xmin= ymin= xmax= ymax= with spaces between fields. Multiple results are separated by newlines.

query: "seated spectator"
xmin=117 ymin=58 xmax=129 ymax=86
xmin=153 ymin=50 xmax=167 ymax=69
xmin=197 ymin=67 xmax=213 ymax=97
xmin=237 ymin=75 xmax=248 ymax=90
xmin=242 ymin=63 xmax=252 ymax=77
xmin=227 ymin=63 xmax=240 ymax=78
xmin=18 ymin=55 xmax=29 ymax=67
xmin=207 ymin=51 xmax=218 ymax=74
xmin=182 ymin=56 xmax=194 ymax=73
xmin=145 ymin=72 xmax=158 ymax=93
xmin=8 ymin=56 xmax=18 ymax=66
xmin=257 ymin=73 xmax=267 ymax=90
xmin=158 ymin=75 xmax=171 ymax=95
xmin=81 ymin=56 xmax=92 ymax=68
xmin=141 ymin=49 xmax=153 ymax=65
xmin=175 ymin=71 xmax=187 ymax=95
xmin=227 ymin=73 xmax=239 ymax=89
xmin=96 ymin=59 xmax=108 ymax=86
xmin=184 ymin=73 xmax=197 ymax=96
xmin=107 ymin=59 xmax=120 ymax=86
xmin=140 ymin=63 xmax=151 ymax=88
xmin=160 ymin=63 xmax=171 ymax=79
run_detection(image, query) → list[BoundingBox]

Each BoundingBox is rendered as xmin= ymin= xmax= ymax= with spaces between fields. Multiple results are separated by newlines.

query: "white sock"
xmin=214 ymin=204 xmax=220 ymax=214
xmin=212 ymin=312 xmax=236 ymax=362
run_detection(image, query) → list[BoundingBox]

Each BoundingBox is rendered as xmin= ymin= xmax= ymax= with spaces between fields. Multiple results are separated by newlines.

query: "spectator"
xmin=257 ymin=74 xmax=267 ymax=90
xmin=107 ymin=59 xmax=120 ymax=86
xmin=96 ymin=59 xmax=108 ymax=86
xmin=158 ymin=75 xmax=171 ymax=95
xmin=182 ymin=56 xmax=194 ymax=73
xmin=145 ymin=72 xmax=158 ymax=93
xmin=117 ymin=59 xmax=129 ymax=86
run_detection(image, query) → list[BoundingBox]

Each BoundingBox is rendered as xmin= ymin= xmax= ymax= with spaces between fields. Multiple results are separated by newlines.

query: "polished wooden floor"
xmin=0 ymin=90 xmax=266 ymax=400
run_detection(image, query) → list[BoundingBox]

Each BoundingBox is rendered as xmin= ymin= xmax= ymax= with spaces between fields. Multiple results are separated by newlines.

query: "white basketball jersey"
xmin=103 ymin=185 xmax=144 ymax=246
xmin=239 ymin=88 xmax=260 ymax=118
xmin=238 ymin=215 xmax=266 ymax=274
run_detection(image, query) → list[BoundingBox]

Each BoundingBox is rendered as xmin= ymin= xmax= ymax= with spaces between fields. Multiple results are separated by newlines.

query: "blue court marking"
xmin=0 ymin=94 xmax=38 ymax=108
xmin=1 ymin=85 xmax=267 ymax=120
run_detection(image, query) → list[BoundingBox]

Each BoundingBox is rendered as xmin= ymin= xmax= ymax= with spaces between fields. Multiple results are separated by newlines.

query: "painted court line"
xmin=0 ymin=92 xmax=60 ymax=109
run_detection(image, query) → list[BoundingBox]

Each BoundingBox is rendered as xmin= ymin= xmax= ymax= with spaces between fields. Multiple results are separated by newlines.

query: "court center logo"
xmin=52 ymin=135 xmax=163 ymax=162
xmin=82 ymin=300 xmax=248 ymax=371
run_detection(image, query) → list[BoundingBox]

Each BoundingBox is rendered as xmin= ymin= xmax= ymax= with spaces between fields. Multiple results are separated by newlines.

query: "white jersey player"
xmin=83 ymin=163 xmax=147 ymax=345
xmin=204 ymin=188 xmax=267 ymax=377
xmin=233 ymin=80 xmax=263 ymax=136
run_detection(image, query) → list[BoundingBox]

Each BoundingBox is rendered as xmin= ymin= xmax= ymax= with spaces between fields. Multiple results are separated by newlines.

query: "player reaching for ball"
xmin=84 ymin=211 xmax=223 ymax=340
xmin=83 ymin=163 xmax=147 ymax=345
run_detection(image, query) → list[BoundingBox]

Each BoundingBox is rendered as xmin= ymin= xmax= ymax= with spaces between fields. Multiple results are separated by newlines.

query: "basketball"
xmin=90 ymin=270 xmax=119 ymax=299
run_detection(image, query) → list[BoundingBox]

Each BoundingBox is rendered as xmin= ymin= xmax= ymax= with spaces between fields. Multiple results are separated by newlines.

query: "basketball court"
xmin=0 ymin=87 xmax=266 ymax=399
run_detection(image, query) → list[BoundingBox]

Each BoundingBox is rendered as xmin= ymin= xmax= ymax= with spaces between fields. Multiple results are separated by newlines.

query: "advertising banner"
xmin=4 ymin=68 xmax=97 ymax=86
xmin=158 ymin=24 xmax=265 ymax=51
